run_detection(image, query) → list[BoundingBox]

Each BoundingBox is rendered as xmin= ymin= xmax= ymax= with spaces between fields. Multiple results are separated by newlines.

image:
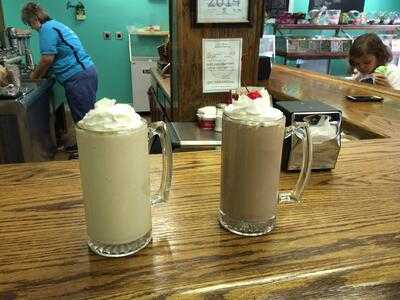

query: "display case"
xmin=273 ymin=24 xmax=400 ymax=72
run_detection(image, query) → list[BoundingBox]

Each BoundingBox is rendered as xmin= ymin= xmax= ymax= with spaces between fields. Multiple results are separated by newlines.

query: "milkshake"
xmin=76 ymin=99 xmax=152 ymax=257
xmin=221 ymin=115 xmax=285 ymax=222
xmin=219 ymin=90 xmax=286 ymax=236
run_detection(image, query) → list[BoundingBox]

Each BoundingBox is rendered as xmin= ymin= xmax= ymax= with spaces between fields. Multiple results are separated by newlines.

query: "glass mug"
xmin=76 ymin=121 xmax=172 ymax=257
xmin=219 ymin=110 xmax=313 ymax=236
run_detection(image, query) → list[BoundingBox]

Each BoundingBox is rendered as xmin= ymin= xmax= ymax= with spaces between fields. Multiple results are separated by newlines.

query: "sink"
xmin=341 ymin=119 xmax=387 ymax=141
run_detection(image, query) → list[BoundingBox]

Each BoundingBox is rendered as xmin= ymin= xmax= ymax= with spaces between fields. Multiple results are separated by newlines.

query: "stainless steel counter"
xmin=168 ymin=122 xmax=221 ymax=148
xmin=0 ymin=78 xmax=56 ymax=163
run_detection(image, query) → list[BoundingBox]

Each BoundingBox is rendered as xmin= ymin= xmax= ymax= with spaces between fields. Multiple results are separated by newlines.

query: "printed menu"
xmin=202 ymin=38 xmax=242 ymax=93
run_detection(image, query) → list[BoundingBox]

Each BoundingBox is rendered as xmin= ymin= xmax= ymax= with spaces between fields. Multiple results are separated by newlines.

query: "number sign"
xmin=196 ymin=0 xmax=251 ymax=24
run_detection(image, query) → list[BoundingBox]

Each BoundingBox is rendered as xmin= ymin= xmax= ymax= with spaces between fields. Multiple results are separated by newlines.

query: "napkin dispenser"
xmin=274 ymin=100 xmax=342 ymax=171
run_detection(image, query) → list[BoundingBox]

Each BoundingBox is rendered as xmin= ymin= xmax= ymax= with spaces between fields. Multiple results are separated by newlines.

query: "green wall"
xmin=3 ymin=0 xmax=169 ymax=104
xmin=4 ymin=1 xmax=399 ymax=97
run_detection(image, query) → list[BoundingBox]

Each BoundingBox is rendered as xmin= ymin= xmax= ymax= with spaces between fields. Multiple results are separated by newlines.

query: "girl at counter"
xmin=349 ymin=33 xmax=400 ymax=91
xmin=21 ymin=2 xmax=97 ymax=122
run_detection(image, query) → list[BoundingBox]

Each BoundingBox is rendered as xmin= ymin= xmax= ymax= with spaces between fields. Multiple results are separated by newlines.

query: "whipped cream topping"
xmin=225 ymin=88 xmax=283 ymax=121
xmin=78 ymin=98 xmax=144 ymax=132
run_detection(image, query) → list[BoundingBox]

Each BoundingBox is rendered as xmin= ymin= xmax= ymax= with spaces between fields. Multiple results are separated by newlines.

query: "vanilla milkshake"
xmin=219 ymin=90 xmax=286 ymax=236
xmin=76 ymin=99 xmax=152 ymax=257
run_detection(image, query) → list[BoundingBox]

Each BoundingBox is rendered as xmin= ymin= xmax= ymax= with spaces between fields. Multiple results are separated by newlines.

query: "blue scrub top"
xmin=39 ymin=20 xmax=94 ymax=83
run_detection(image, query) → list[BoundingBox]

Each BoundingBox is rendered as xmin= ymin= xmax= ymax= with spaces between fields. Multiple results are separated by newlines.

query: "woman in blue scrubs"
xmin=21 ymin=2 xmax=97 ymax=123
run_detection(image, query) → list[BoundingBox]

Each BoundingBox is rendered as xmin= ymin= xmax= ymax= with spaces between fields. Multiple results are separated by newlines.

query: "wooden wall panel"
xmin=171 ymin=0 xmax=266 ymax=121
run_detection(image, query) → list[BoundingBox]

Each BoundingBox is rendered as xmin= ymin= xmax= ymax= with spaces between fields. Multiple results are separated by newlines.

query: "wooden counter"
xmin=266 ymin=64 xmax=400 ymax=138
xmin=1 ymin=144 xmax=400 ymax=299
xmin=1 ymin=65 xmax=400 ymax=299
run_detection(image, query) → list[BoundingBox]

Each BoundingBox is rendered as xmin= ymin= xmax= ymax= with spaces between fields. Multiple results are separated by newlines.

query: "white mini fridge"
xmin=130 ymin=57 xmax=157 ymax=112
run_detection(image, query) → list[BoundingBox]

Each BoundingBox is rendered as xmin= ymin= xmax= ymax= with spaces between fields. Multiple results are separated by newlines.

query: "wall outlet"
xmin=115 ymin=32 xmax=124 ymax=40
xmin=76 ymin=14 xmax=86 ymax=21
xmin=103 ymin=31 xmax=112 ymax=40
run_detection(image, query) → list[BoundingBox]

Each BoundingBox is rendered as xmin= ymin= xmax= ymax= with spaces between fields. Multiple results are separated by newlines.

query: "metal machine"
xmin=0 ymin=27 xmax=35 ymax=99
xmin=0 ymin=28 xmax=56 ymax=164
xmin=5 ymin=27 xmax=34 ymax=71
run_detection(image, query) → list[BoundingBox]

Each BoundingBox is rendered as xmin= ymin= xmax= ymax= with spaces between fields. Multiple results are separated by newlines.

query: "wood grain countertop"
xmin=265 ymin=64 xmax=400 ymax=138
xmin=1 ymin=65 xmax=400 ymax=299
xmin=1 ymin=143 xmax=400 ymax=299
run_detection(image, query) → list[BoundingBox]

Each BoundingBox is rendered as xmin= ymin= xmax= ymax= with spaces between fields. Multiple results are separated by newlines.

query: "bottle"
xmin=214 ymin=103 xmax=226 ymax=132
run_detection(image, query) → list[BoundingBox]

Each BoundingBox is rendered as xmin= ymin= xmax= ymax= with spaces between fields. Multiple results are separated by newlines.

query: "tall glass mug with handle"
xmin=219 ymin=92 xmax=313 ymax=236
xmin=76 ymin=99 xmax=172 ymax=257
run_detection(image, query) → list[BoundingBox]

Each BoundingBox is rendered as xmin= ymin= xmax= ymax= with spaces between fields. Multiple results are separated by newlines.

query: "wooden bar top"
xmin=1 ymin=143 xmax=400 ymax=299
xmin=1 ymin=65 xmax=400 ymax=299
xmin=266 ymin=64 xmax=400 ymax=138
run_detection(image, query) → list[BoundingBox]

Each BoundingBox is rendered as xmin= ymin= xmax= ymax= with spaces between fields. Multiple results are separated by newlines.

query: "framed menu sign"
xmin=196 ymin=0 xmax=251 ymax=24
xmin=202 ymin=38 xmax=242 ymax=93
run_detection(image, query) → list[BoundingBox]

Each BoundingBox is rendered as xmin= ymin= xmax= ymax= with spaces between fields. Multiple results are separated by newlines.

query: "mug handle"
xmin=279 ymin=122 xmax=313 ymax=203
xmin=148 ymin=121 xmax=173 ymax=204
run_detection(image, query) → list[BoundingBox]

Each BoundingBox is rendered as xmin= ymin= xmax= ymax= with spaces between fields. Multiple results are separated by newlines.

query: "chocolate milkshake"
xmin=221 ymin=115 xmax=285 ymax=219
xmin=218 ymin=90 xmax=286 ymax=236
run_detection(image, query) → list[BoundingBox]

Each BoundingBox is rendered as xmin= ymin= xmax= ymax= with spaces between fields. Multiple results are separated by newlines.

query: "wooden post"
xmin=170 ymin=0 xmax=266 ymax=121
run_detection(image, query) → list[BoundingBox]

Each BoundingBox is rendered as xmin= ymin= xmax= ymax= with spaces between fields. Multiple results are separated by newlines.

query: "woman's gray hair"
xmin=21 ymin=2 xmax=51 ymax=25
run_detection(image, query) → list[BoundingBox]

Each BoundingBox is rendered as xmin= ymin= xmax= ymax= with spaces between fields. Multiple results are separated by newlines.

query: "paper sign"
xmin=202 ymin=38 xmax=242 ymax=93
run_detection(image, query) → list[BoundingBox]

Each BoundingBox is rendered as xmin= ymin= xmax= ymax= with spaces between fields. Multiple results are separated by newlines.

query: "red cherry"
xmin=247 ymin=91 xmax=262 ymax=100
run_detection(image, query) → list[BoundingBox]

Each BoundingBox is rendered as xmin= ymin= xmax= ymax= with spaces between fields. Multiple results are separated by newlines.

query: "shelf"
xmin=275 ymin=24 xmax=400 ymax=31
xmin=276 ymin=50 xmax=348 ymax=60
xmin=340 ymin=25 xmax=400 ymax=31
xmin=133 ymin=30 xmax=169 ymax=36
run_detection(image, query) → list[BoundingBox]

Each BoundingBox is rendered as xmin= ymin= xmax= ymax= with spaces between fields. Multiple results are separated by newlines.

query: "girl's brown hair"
xmin=21 ymin=2 xmax=51 ymax=25
xmin=349 ymin=33 xmax=393 ymax=68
